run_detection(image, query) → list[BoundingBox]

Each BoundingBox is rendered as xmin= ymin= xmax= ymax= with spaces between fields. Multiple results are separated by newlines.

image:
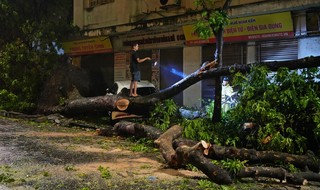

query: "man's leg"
xmin=133 ymin=81 xmax=138 ymax=96
xmin=129 ymin=81 xmax=134 ymax=96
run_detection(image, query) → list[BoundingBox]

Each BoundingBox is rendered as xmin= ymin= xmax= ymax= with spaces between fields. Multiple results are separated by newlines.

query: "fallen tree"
xmin=107 ymin=121 xmax=320 ymax=185
xmin=37 ymin=56 xmax=320 ymax=185
xmin=44 ymin=56 xmax=320 ymax=116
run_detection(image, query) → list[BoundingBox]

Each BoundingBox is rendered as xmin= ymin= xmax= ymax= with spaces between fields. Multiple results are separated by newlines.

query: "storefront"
xmin=183 ymin=11 xmax=296 ymax=104
xmin=62 ymin=36 xmax=114 ymax=96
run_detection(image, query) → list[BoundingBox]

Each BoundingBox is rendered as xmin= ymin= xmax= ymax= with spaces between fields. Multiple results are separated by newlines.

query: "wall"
xmin=247 ymin=42 xmax=257 ymax=64
xmin=74 ymin=0 xmax=84 ymax=29
xmin=229 ymin=0 xmax=320 ymax=17
xmin=77 ymin=0 xmax=190 ymax=30
xmin=74 ymin=0 xmax=320 ymax=32
xmin=298 ymin=36 xmax=320 ymax=58
xmin=183 ymin=46 xmax=202 ymax=108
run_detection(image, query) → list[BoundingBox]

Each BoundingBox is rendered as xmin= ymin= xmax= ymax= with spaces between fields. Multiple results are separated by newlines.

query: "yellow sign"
xmin=62 ymin=36 xmax=113 ymax=56
xmin=183 ymin=12 xmax=294 ymax=45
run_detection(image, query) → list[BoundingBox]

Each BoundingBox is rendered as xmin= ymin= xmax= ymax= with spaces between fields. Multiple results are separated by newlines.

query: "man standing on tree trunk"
xmin=129 ymin=43 xmax=151 ymax=97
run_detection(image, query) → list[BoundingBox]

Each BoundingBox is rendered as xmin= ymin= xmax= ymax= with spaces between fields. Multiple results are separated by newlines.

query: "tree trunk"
xmin=205 ymin=144 xmax=320 ymax=173
xmin=237 ymin=167 xmax=286 ymax=182
xmin=287 ymin=171 xmax=320 ymax=185
xmin=175 ymin=143 xmax=233 ymax=184
xmin=210 ymin=0 xmax=229 ymax=123
xmin=154 ymin=125 xmax=182 ymax=167
xmin=212 ymin=76 xmax=222 ymax=123
xmin=212 ymin=30 xmax=222 ymax=123
xmin=173 ymin=138 xmax=320 ymax=173
xmin=113 ymin=121 xmax=163 ymax=140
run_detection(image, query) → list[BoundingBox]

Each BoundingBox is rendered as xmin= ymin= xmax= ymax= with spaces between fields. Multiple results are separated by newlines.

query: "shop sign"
xmin=62 ymin=36 xmax=113 ymax=56
xmin=121 ymin=28 xmax=185 ymax=49
xmin=183 ymin=12 xmax=294 ymax=45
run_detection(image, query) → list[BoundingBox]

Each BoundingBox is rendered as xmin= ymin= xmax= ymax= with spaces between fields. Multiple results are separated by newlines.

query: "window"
xmin=306 ymin=10 xmax=320 ymax=34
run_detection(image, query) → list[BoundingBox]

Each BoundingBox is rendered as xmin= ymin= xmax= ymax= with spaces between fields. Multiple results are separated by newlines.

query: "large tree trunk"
xmin=175 ymin=142 xmax=233 ymax=184
xmin=154 ymin=125 xmax=182 ymax=167
xmin=45 ymin=56 xmax=320 ymax=116
xmin=173 ymin=138 xmax=320 ymax=173
xmin=206 ymin=144 xmax=320 ymax=173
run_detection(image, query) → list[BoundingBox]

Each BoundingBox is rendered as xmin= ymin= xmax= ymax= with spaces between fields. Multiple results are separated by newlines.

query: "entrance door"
xmin=81 ymin=53 xmax=114 ymax=96
xmin=136 ymin=50 xmax=152 ymax=81
xmin=160 ymin=48 xmax=183 ymax=105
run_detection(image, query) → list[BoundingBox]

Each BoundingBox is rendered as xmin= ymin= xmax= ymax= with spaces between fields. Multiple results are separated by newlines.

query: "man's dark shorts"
xmin=131 ymin=71 xmax=141 ymax=82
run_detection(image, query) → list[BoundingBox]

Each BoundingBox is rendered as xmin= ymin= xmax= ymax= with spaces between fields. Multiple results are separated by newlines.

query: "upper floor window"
xmin=306 ymin=10 xmax=320 ymax=35
xmin=89 ymin=0 xmax=114 ymax=7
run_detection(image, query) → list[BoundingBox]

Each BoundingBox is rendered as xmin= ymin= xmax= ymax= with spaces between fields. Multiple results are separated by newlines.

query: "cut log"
xmin=173 ymin=139 xmax=320 ymax=173
xmin=206 ymin=145 xmax=320 ymax=173
xmin=103 ymin=122 xmax=320 ymax=186
xmin=175 ymin=143 xmax=233 ymax=185
xmin=236 ymin=167 xmax=320 ymax=185
xmin=113 ymin=121 xmax=163 ymax=140
xmin=284 ymin=171 xmax=320 ymax=186
xmin=154 ymin=125 xmax=183 ymax=167
xmin=286 ymin=172 xmax=308 ymax=185
xmin=112 ymin=122 xmax=233 ymax=184
xmin=115 ymin=98 xmax=129 ymax=111
xmin=237 ymin=167 xmax=286 ymax=182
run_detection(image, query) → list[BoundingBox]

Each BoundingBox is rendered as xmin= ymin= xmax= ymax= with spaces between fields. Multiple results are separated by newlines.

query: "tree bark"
xmin=205 ymin=144 xmax=320 ymax=173
xmin=175 ymin=143 xmax=233 ymax=185
xmin=288 ymin=172 xmax=320 ymax=184
xmin=173 ymin=138 xmax=320 ymax=173
xmin=237 ymin=167 xmax=286 ymax=182
xmin=154 ymin=125 xmax=183 ymax=167
xmin=209 ymin=0 xmax=233 ymax=123
xmin=113 ymin=121 xmax=163 ymax=140
xmin=236 ymin=167 xmax=320 ymax=185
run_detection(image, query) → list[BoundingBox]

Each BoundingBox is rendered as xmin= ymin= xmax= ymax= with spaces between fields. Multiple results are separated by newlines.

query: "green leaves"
xmin=194 ymin=20 xmax=213 ymax=39
xmin=147 ymin=99 xmax=179 ymax=131
xmin=0 ymin=0 xmax=76 ymax=113
xmin=182 ymin=118 xmax=213 ymax=142
xmin=220 ymin=159 xmax=247 ymax=175
xmin=193 ymin=0 xmax=230 ymax=39
xmin=209 ymin=10 xmax=230 ymax=32
xmin=228 ymin=66 xmax=320 ymax=154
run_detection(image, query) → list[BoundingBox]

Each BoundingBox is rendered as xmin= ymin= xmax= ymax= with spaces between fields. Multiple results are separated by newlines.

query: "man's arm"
xmin=137 ymin=57 xmax=151 ymax=63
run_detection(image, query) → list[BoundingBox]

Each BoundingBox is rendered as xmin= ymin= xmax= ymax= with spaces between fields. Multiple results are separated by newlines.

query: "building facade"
xmin=69 ymin=0 xmax=320 ymax=107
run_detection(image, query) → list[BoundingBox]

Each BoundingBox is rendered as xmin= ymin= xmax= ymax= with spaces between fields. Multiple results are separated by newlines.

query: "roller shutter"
xmin=259 ymin=39 xmax=298 ymax=62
